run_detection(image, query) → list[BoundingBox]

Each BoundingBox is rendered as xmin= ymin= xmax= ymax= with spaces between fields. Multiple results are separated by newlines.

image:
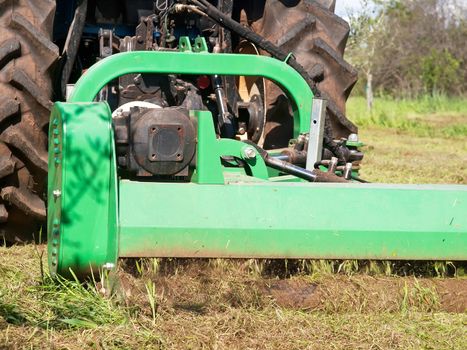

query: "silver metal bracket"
xmin=306 ymin=98 xmax=327 ymax=170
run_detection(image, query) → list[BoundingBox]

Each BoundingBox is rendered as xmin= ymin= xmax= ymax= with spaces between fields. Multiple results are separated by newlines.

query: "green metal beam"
xmin=118 ymin=179 xmax=467 ymax=261
xmin=191 ymin=110 xmax=268 ymax=184
xmin=68 ymin=51 xmax=313 ymax=136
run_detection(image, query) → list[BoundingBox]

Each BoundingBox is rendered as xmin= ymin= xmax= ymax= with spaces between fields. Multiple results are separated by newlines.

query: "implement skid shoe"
xmin=48 ymin=49 xmax=467 ymax=278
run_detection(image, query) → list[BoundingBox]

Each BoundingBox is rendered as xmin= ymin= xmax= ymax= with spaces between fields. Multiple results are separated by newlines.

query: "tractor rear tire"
xmin=238 ymin=0 xmax=358 ymax=149
xmin=0 ymin=0 xmax=58 ymax=242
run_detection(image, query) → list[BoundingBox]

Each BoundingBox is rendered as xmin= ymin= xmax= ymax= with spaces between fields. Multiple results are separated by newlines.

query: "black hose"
xmin=189 ymin=0 xmax=350 ymax=157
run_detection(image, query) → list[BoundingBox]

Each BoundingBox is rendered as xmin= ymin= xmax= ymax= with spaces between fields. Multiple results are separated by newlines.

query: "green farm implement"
xmin=47 ymin=43 xmax=467 ymax=277
xmin=0 ymin=0 xmax=463 ymax=279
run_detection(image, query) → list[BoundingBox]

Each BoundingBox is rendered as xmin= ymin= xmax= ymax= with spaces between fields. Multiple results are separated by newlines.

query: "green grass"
xmin=348 ymin=95 xmax=467 ymax=119
xmin=347 ymin=96 xmax=467 ymax=138
xmin=0 ymin=246 xmax=128 ymax=330
xmin=0 ymin=246 xmax=466 ymax=349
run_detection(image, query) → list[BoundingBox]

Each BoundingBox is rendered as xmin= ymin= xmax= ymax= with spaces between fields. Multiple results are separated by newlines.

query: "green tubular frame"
xmin=69 ymin=50 xmax=312 ymax=137
xmin=49 ymin=48 xmax=467 ymax=277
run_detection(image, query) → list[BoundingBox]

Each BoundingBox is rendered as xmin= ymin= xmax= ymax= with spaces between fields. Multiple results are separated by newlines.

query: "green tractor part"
xmin=48 ymin=46 xmax=467 ymax=278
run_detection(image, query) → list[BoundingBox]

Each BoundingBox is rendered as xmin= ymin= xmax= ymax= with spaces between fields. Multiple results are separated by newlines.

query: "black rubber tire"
xmin=0 ymin=0 xmax=58 ymax=242
xmin=237 ymin=0 xmax=358 ymax=148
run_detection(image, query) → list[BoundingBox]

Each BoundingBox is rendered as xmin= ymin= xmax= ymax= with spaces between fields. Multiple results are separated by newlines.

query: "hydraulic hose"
xmin=266 ymin=156 xmax=318 ymax=182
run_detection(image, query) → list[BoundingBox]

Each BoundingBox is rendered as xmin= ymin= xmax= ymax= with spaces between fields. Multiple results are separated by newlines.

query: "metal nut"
xmin=348 ymin=133 xmax=359 ymax=142
xmin=243 ymin=147 xmax=256 ymax=160
xmin=53 ymin=189 xmax=61 ymax=199
xmin=103 ymin=262 xmax=115 ymax=270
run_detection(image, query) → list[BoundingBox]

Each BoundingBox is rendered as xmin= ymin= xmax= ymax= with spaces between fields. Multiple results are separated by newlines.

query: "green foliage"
xmin=144 ymin=280 xmax=157 ymax=324
xmin=0 ymin=247 xmax=130 ymax=331
xmin=346 ymin=0 xmax=467 ymax=97
xmin=401 ymin=279 xmax=440 ymax=313
xmin=0 ymin=274 xmax=129 ymax=330
xmin=421 ymin=49 xmax=461 ymax=95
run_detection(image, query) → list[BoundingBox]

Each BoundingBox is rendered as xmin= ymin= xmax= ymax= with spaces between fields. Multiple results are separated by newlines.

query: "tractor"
xmin=1 ymin=0 xmax=357 ymax=241
xmin=0 ymin=1 xmax=465 ymax=277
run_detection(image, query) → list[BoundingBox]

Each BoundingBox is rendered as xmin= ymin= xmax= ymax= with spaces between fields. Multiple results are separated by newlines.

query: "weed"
xmin=246 ymin=258 xmax=265 ymax=277
xmin=145 ymin=280 xmax=157 ymax=324
xmin=401 ymin=279 xmax=440 ymax=313
xmin=0 ymin=248 xmax=129 ymax=332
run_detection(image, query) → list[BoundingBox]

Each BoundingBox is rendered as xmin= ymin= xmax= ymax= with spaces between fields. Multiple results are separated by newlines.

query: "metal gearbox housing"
xmin=48 ymin=49 xmax=467 ymax=278
xmin=114 ymin=107 xmax=197 ymax=177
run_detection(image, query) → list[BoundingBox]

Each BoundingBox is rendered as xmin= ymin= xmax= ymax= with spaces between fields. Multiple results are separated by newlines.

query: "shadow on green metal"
xmin=48 ymin=102 xmax=117 ymax=277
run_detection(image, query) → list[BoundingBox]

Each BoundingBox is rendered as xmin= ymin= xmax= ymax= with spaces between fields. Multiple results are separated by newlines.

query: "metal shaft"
xmin=265 ymin=156 xmax=317 ymax=182
xmin=212 ymin=74 xmax=235 ymax=137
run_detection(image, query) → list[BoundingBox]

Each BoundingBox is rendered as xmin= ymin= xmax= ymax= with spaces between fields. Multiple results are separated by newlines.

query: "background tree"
xmin=346 ymin=0 xmax=466 ymax=99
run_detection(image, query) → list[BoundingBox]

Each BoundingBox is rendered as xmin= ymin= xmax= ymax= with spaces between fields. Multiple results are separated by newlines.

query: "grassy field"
xmin=1 ymin=96 xmax=466 ymax=349
xmin=348 ymin=96 xmax=467 ymax=184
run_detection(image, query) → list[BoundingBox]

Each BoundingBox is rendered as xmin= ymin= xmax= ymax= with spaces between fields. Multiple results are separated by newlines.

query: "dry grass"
xmin=3 ymin=310 xmax=466 ymax=350
xmin=359 ymin=126 xmax=467 ymax=184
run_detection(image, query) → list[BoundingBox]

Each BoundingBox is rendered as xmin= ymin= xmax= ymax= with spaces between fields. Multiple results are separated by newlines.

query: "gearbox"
xmin=113 ymin=106 xmax=197 ymax=177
